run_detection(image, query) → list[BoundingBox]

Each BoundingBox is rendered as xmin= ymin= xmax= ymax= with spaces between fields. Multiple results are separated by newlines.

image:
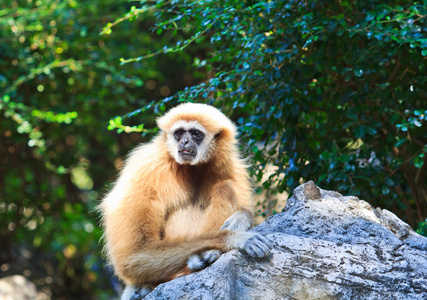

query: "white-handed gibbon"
xmin=99 ymin=103 xmax=272 ymax=300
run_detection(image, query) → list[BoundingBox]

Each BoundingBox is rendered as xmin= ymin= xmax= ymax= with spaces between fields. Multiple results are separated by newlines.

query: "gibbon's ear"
xmin=214 ymin=130 xmax=222 ymax=139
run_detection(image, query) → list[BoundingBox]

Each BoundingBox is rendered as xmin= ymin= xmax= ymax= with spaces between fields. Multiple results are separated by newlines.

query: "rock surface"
xmin=0 ymin=275 xmax=38 ymax=300
xmin=145 ymin=181 xmax=427 ymax=300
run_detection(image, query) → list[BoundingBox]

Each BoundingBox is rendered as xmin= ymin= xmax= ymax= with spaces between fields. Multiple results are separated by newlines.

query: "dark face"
xmin=174 ymin=128 xmax=205 ymax=161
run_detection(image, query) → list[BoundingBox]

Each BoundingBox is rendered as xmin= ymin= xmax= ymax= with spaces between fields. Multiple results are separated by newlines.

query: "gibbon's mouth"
xmin=178 ymin=149 xmax=196 ymax=154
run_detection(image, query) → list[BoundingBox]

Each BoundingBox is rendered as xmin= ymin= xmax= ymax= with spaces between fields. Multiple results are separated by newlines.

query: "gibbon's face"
xmin=167 ymin=120 xmax=216 ymax=165
xmin=174 ymin=128 xmax=205 ymax=161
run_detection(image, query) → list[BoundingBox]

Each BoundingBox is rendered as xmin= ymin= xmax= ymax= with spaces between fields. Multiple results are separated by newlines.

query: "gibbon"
xmin=99 ymin=103 xmax=272 ymax=300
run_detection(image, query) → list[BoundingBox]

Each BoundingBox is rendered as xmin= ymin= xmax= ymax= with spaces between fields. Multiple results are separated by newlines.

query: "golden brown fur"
xmin=99 ymin=103 xmax=269 ymax=297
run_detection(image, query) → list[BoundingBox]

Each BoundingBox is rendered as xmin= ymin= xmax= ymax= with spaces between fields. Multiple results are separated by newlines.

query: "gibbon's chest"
xmin=161 ymin=177 xmax=214 ymax=239
xmin=162 ymin=205 xmax=207 ymax=239
xmin=158 ymin=163 xmax=223 ymax=239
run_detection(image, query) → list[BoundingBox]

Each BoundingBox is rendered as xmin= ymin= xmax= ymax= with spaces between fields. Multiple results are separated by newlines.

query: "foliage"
xmin=417 ymin=220 xmax=427 ymax=236
xmin=109 ymin=0 xmax=427 ymax=228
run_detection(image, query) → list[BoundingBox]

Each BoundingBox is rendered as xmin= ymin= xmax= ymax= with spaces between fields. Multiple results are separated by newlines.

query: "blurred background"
xmin=1 ymin=0 xmax=426 ymax=299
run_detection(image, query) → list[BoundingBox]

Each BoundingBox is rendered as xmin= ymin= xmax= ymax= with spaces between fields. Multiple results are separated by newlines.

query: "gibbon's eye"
xmin=189 ymin=129 xmax=205 ymax=144
xmin=174 ymin=129 xmax=185 ymax=140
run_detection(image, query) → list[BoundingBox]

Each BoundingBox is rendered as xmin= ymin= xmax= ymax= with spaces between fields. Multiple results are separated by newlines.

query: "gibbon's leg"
xmin=120 ymin=230 xmax=231 ymax=285
xmin=120 ymin=229 xmax=271 ymax=285
xmin=187 ymin=229 xmax=272 ymax=272
xmin=122 ymin=233 xmax=272 ymax=300
xmin=105 ymin=198 xmax=234 ymax=284
xmin=200 ymin=181 xmax=244 ymax=232
xmin=119 ymin=224 xmax=271 ymax=299
xmin=120 ymin=232 xmax=230 ymax=300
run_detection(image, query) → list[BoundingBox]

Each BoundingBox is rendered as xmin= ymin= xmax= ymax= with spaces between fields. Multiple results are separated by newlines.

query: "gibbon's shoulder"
xmin=100 ymin=138 xmax=168 ymax=213
xmin=124 ymin=136 xmax=168 ymax=170
xmin=157 ymin=103 xmax=237 ymax=141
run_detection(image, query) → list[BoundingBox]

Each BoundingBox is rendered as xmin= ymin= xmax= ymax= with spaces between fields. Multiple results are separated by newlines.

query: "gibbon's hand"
xmin=230 ymin=231 xmax=273 ymax=258
xmin=187 ymin=249 xmax=222 ymax=271
xmin=241 ymin=233 xmax=273 ymax=258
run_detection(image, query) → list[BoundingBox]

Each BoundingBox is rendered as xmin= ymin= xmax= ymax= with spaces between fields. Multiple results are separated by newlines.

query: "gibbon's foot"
xmin=221 ymin=211 xmax=253 ymax=232
xmin=129 ymin=287 xmax=152 ymax=300
xmin=122 ymin=285 xmax=152 ymax=300
xmin=202 ymin=249 xmax=222 ymax=264
xmin=188 ymin=249 xmax=222 ymax=271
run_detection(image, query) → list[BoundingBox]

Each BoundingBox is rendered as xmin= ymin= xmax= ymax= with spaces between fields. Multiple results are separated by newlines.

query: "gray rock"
xmin=145 ymin=181 xmax=427 ymax=300
xmin=0 ymin=275 xmax=38 ymax=300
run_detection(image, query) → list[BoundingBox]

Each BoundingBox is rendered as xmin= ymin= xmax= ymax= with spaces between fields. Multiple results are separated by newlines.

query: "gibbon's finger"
xmin=242 ymin=236 xmax=271 ymax=258
xmin=242 ymin=242 xmax=267 ymax=258
xmin=250 ymin=237 xmax=271 ymax=253
xmin=202 ymin=249 xmax=222 ymax=264
xmin=253 ymin=234 xmax=273 ymax=250
xmin=250 ymin=242 xmax=270 ymax=258
xmin=249 ymin=234 xmax=272 ymax=255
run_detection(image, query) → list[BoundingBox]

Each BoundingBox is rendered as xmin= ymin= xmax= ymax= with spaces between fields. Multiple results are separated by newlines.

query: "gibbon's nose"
xmin=182 ymin=133 xmax=191 ymax=145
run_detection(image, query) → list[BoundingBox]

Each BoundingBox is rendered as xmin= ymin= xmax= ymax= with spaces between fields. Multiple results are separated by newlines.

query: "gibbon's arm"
xmin=187 ymin=180 xmax=254 ymax=272
xmin=196 ymin=144 xmax=255 ymax=233
xmin=199 ymin=180 xmax=254 ymax=233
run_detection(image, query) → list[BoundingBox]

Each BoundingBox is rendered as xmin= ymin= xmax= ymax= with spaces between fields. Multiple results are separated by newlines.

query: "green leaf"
xmin=318 ymin=174 xmax=327 ymax=182
xmin=320 ymin=151 xmax=330 ymax=160
xmin=395 ymin=139 xmax=407 ymax=147
xmin=354 ymin=69 xmax=363 ymax=77
xmin=414 ymin=153 xmax=425 ymax=168
xmin=338 ymin=154 xmax=350 ymax=162
xmin=365 ymin=126 xmax=377 ymax=135
xmin=390 ymin=114 xmax=401 ymax=124
xmin=355 ymin=125 xmax=365 ymax=138
xmin=382 ymin=186 xmax=390 ymax=195
xmin=384 ymin=177 xmax=394 ymax=186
